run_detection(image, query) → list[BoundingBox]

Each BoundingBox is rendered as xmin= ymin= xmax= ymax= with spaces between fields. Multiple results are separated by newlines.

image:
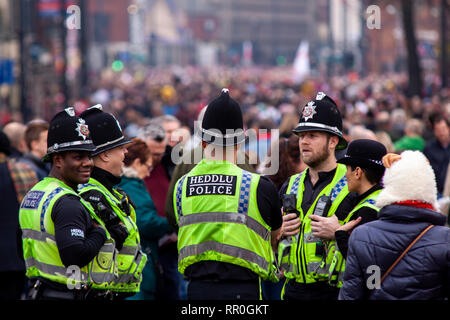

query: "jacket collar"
xmin=355 ymin=184 xmax=382 ymax=204
xmin=378 ymin=204 xmax=447 ymax=226
xmin=22 ymin=153 xmax=49 ymax=170
xmin=90 ymin=166 xmax=121 ymax=193
xmin=121 ymin=166 xmax=140 ymax=179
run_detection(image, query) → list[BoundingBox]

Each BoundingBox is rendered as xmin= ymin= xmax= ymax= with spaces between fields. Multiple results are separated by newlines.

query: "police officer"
xmin=173 ymin=89 xmax=283 ymax=300
xmin=279 ymin=92 xmax=356 ymax=300
xmin=19 ymin=108 xmax=117 ymax=300
xmin=310 ymin=139 xmax=387 ymax=288
xmin=77 ymin=105 xmax=147 ymax=299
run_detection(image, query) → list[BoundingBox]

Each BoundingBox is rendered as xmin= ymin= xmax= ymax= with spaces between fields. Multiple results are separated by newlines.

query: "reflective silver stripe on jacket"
xmin=179 ymin=241 xmax=269 ymax=271
xmin=22 ymin=228 xmax=56 ymax=242
xmin=284 ymin=262 xmax=330 ymax=277
xmin=303 ymin=232 xmax=321 ymax=244
xmin=178 ymin=212 xmax=270 ymax=241
xmin=120 ymin=245 xmax=138 ymax=256
xmin=115 ymin=250 xmax=144 ymax=284
xmin=23 ymin=229 xmax=112 ymax=282
xmin=308 ymin=261 xmax=331 ymax=275
xmin=25 ymin=257 xmax=89 ymax=281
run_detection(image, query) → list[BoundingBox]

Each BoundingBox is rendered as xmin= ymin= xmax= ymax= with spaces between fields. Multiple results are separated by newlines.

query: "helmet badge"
xmin=75 ymin=118 xmax=89 ymax=140
xmin=302 ymin=101 xmax=317 ymax=121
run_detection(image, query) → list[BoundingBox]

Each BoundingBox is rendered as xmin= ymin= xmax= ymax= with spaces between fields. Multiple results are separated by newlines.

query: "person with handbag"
xmin=339 ymin=151 xmax=449 ymax=300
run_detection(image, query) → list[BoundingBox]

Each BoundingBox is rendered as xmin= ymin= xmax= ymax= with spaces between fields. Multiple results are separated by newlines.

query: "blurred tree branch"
xmin=401 ymin=0 xmax=423 ymax=97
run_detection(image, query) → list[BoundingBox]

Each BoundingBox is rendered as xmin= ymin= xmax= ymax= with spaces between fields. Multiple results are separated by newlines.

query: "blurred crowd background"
xmin=0 ymin=0 xmax=449 ymax=300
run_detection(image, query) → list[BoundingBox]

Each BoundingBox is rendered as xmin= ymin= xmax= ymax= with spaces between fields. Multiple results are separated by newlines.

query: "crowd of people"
xmin=0 ymin=65 xmax=448 ymax=301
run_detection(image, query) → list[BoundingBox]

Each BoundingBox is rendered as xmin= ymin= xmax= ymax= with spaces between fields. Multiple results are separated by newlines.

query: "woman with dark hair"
xmin=262 ymin=134 xmax=306 ymax=190
xmin=260 ymin=134 xmax=306 ymax=299
xmin=117 ymin=138 xmax=173 ymax=300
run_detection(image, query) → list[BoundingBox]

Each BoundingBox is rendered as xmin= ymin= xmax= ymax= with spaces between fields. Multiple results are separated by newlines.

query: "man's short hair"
xmin=152 ymin=115 xmax=180 ymax=126
xmin=405 ymin=118 xmax=424 ymax=136
xmin=3 ymin=122 xmax=26 ymax=149
xmin=137 ymin=122 xmax=166 ymax=143
xmin=430 ymin=114 xmax=449 ymax=129
xmin=25 ymin=120 xmax=49 ymax=150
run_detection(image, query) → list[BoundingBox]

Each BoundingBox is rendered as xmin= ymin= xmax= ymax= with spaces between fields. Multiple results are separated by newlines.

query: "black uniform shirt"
xmin=51 ymin=194 xmax=107 ymax=268
xmin=334 ymin=184 xmax=382 ymax=258
xmin=279 ymin=168 xmax=358 ymax=219
xmin=185 ymin=175 xmax=282 ymax=281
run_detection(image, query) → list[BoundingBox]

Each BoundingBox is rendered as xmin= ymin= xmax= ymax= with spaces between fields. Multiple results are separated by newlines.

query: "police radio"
xmin=313 ymin=195 xmax=332 ymax=217
xmin=282 ymin=194 xmax=298 ymax=216
xmin=312 ymin=195 xmax=332 ymax=258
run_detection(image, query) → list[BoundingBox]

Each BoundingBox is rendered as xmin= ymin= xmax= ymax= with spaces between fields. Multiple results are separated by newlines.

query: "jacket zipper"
xmin=297 ymin=220 xmax=307 ymax=282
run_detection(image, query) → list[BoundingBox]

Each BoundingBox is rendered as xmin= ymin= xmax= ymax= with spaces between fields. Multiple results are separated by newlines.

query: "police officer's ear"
xmin=51 ymin=153 xmax=64 ymax=169
xmin=351 ymin=166 xmax=363 ymax=180
xmin=328 ymin=134 xmax=339 ymax=149
xmin=97 ymin=150 xmax=110 ymax=163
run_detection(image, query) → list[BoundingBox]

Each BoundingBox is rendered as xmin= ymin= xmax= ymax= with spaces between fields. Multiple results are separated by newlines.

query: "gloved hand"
xmin=95 ymin=202 xmax=129 ymax=250
xmin=107 ymin=223 xmax=129 ymax=251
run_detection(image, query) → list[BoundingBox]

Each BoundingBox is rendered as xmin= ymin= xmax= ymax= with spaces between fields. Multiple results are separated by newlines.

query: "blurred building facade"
xmin=364 ymin=0 xmax=445 ymax=76
xmin=201 ymin=0 xmax=320 ymax=66
xmin=0 ymin=0 xmax=20 ymax=123
xmin=93 ymin=0 xmax=325 ymax=67
xmin=0 ymin=0 xmax=447 ymax=123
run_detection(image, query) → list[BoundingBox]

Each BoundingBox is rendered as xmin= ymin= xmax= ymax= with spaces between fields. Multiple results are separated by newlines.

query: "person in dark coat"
xmin=423 ymin=116 xmax=449 ymax=197
xmin=0 ymin=130 xmax=38 ymax=300
xmin=117 ymin=139 xmax=173 ymax=300
xmin=19 ymin=120 xmax=50 ymax=181
xmin=339 ymin=151 xmax=449 ymax=300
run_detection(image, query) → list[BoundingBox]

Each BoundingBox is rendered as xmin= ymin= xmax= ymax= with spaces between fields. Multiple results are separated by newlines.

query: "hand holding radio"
xmin=281 ymin=194 xmax=301 ymax=237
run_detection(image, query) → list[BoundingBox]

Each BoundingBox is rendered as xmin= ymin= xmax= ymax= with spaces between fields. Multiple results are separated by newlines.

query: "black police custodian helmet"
xmin=43 ymin=107 xmax=96 ymax=162
xmin=200 ymin=88 xmax=246 ymax=147
xmin=293 ymin=92 xmax=348 ymax=150
xmin=337 ymin=139 xmax=387 ymax=171
xmin=80 ymin=104 xmax=132 ymax=156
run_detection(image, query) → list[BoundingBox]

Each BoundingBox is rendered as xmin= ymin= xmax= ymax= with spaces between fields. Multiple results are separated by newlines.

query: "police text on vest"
xmin=186 ymin=174 xmax=237 ymax=197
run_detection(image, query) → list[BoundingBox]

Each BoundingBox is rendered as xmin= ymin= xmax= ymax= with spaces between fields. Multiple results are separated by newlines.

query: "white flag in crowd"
xmin=292 ymin=41 xmax=310 ymax=84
